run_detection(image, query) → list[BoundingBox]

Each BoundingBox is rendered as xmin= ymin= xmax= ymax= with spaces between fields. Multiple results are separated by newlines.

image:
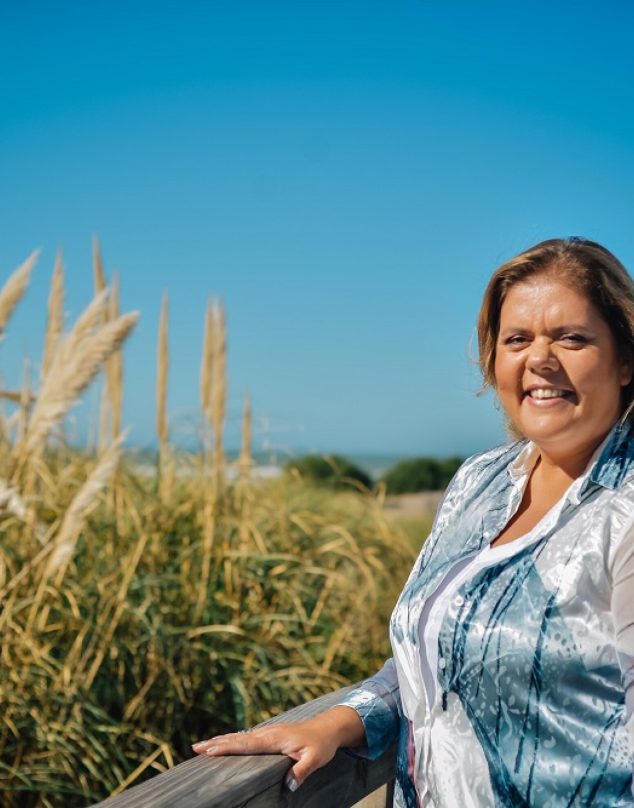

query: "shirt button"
xmin=454 ymin=595 xmax=464 ymax=606
xmin=439 ymin=657 xmax=446 ymax=669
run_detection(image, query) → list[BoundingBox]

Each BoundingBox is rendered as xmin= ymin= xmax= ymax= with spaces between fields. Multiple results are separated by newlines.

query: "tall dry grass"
xmin=40 ymin=252 xmax=64 ymax=380
xmin=0 ymin=252 xmax=38 ymax=339
xmin=238 ymin=389 xmax=253 ymax=479
xmin=0 ymin=246 xmax=416 ymax=807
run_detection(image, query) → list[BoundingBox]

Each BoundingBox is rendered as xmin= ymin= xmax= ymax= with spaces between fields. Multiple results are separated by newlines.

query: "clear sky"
xmin=2 ymin=1 xmax=634 ymax=457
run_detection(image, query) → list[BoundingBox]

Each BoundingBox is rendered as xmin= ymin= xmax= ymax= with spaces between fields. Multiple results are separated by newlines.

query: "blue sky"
xmin=2 ymin=1 xmax=634 ymax=457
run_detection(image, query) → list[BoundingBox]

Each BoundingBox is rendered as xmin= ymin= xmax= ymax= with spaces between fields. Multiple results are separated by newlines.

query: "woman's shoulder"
xmin=429 ymin=439 xmax=527 ymax=531
xmin=448 ymin=439 xmax=527 ymax=489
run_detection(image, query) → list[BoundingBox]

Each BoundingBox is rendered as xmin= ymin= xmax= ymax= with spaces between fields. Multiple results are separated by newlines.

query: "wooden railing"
xmin=92 ymin=685 xmax=396 ymax=808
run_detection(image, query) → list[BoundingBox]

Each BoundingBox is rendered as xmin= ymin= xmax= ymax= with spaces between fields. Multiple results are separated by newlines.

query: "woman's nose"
xmin=526 ymin=339 xmax=559 ymax=372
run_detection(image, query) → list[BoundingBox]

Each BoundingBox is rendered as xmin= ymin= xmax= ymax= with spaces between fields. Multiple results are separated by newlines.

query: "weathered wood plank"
xmin=92 ymin=685 xmax=396 ymax=808
xmin=353 ymin=786 xmax=390 ymax=808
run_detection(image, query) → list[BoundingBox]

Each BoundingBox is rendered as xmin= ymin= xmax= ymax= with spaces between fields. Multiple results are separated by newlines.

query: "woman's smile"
xmin=523 ymin=385 xmax=576 ymax=405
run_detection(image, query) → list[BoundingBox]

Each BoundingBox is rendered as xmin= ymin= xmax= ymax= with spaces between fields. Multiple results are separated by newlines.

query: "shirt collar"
xmin=587 ymin=418 xmax=634 ymax=491
xmin=506 ymin=418 xmax=634 ymax=496
xmin=507 ymin=440 xmax=538 ymax=487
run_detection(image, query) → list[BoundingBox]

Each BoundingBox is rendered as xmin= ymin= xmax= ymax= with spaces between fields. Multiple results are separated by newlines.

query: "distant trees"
xmin=381 ymin=456 xmax=463 ymax=494
xmin=285 ymin=453 xmax=464 ymax=494
xmin=284 ymin=454 xmax=373 ymax=491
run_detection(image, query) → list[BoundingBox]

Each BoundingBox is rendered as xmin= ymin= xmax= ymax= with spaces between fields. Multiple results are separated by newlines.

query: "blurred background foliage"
xmin=284 ymin=453 xmax=374 ymax=491
xmin=381 ymin=456 xmax=464 ymax=494
xmin=0 ymin=248 xmax=421 ymax=806
xmin=285 ymin=452 xmax=464 ymax=494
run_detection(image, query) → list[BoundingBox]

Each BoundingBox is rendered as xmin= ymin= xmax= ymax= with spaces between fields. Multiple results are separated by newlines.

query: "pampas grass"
xmin=156 ymin=292 xmax=173 ymax=503
xmin=0 ymin=251 xmax=38 ymax=339
xmin=45 ymin=431 xmax=126 ymax=582
xmin=20 ymin=307 xmax=139 ymax=462
xmin=92 ymin=236 xmax=106 ymax=296
xmin=29 ymin=432 xmax=127 ymax=636
xmin=41 ymin=251 xmax=64 ymax=379
xmin=156 ymin=293 xmax=169 ymax=449
xmin=211 ymin=300 xmax=226 ymax=464
xmin=200 ymin=298 xmax=213 ymax=424
xmin=108 ymin=274 xmax=123 ymax=439
xmin=0 ymin=245 xmax=417 ymax=807
xmin=238 ymin=389 xmax=253 ymax=479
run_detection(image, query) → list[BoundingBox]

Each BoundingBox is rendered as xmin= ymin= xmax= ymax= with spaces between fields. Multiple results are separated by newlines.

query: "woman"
xmin=193 ymin=237 xmax=634 ymax=806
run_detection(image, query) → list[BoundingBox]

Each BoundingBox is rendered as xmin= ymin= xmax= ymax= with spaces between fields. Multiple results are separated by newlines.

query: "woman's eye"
xmin=503 ymin=335 xmax=528 ymax=346
xmin=560 ymin=333 xmax=587 ymax=344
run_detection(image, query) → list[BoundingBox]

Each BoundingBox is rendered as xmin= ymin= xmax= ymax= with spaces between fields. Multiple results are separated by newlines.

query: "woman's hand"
xmin=192 ymin=706 xmax=365 ymax=792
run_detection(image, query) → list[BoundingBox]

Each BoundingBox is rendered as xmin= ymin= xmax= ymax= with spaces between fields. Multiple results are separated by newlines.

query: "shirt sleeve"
xmin=336 ymin=657 xmax=401 ymax=760
xmin=611 ymin=515 xmax=634 ymax=760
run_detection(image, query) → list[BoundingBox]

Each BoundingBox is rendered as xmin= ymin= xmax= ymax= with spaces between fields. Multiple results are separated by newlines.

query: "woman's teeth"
xmin=528 ymin=388 xmax=568 ymax=399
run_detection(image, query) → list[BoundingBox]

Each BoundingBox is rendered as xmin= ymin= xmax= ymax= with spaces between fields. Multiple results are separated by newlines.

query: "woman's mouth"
xmin=524 ymin=387 xmax=576 ymax=403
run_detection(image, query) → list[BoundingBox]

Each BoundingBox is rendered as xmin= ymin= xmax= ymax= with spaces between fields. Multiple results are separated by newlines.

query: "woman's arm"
xmin=192 ymin=657 xmax=401 ymax=790
xmin=192 ymin=705 xmax=365 ymax=791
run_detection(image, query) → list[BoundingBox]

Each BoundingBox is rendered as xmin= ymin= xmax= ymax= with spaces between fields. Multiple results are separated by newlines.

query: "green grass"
xmin=0 ymin=458 xmax=416 ymax=806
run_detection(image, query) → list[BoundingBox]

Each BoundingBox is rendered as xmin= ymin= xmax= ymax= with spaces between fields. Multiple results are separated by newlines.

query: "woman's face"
xmin=494 ymin=273 xmax=633 ymax=462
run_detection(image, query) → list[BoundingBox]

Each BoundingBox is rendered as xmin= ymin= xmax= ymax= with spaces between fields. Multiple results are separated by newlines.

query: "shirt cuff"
xmin=336 ymin=686 xmax=399 ymax=760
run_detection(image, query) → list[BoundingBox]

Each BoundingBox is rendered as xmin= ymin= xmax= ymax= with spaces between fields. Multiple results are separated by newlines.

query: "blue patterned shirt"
xmin=340 ymin=420 xmax=634 ymax=806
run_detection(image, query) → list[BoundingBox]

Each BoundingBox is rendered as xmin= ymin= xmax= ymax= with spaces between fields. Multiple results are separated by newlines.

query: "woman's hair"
xmin=477 ymin=237 xmax=634 ymax=421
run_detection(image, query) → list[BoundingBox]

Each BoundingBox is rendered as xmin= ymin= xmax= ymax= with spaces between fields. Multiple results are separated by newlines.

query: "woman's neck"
xmin=533 ymin=430 xmax=609 ymax=483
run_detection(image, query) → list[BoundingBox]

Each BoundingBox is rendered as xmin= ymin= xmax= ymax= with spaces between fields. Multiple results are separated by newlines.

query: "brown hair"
xmin=477 ymin=237 xmax=634 ymax=421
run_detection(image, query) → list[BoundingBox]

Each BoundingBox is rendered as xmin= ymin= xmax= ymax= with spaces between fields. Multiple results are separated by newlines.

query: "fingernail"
xmin=286 ymin=775 xmax=299 ymax=792
xmin=205 ymin=746 xmax=218 ymax=755
xmin=192 ymin=742 xmax=204 ymax=750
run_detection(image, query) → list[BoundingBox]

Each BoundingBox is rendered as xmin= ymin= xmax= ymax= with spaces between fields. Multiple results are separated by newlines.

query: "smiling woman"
xmin=480 ymin=240 xmax=634 ymax=548
xmin=194 ymin=238 xmax=634 ymax=807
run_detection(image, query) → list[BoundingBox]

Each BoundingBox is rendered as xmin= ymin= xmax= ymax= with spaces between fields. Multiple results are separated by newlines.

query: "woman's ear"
xmin=620 ymin=354 xmax=634 ymax=387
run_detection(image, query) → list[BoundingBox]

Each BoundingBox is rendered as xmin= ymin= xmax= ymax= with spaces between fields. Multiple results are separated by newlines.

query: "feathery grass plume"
xmin=156 ymin=292 xmax=169 ymax=448
xmin=41 ymin=250 xmax=65 ymax=379
xmin=21 ymin=308 xmax=139 ymax=462
xmin=200 ymin=297 xmax=214 ymax=429
xmin=16 ymin=358 xmax=43 ymax=537
xmin=97 ymin=382 xmax=112 ymax=457
xmin=35 ymin=432 xmax=127 ymax=631
xmin=108 ymin=273 xmax=123 ymax=438
xmin=0 ymin=250 xmax=38 ymax=339
xmin=63 ymin=287 xmax=110 ymax=352
xmin=211 ymin=301 xmax=226 ymax=437
xmin=238 ymin=388 xmax=253 ymax=478
xmin=92 ymin=235 xmax=107 ymax=296
xmin=156 ymin=293 xmax=171 ymax=502
xmin=99 ymin=273 xmax=125 ymax=454
xmin=195 ymin=302 xmax=226 ymax=615
xmin=92 ymin=239 xmax=109 ymax=453
xmin=27 ymin=288 xmax=109 ymax=464
xmin=211 ymin=300 xmax=226 ymax=485
xmin=105 ymin=274 xmax=125 ymax=522
xmin=48 ymin=433 xmax=125 ymax=577
xmin=17 ymin=358 xmax=32 ymax=450
xmin=91 ymin=240 xmax=109 ymax=449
